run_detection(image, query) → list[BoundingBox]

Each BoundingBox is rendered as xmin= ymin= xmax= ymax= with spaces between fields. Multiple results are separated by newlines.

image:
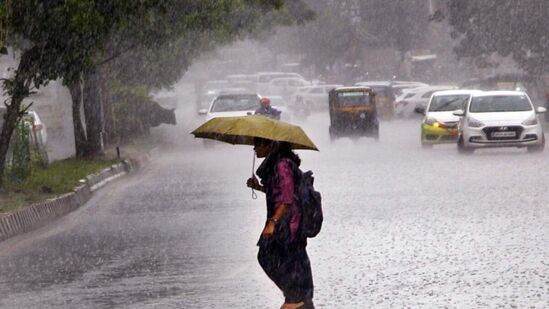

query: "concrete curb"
xmin=0 ymin=151 xmax=152 ymax=242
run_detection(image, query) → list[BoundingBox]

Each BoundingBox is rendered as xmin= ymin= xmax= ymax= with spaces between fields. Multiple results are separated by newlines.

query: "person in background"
xmin=255 ymin=97 xmax=281 ymax=120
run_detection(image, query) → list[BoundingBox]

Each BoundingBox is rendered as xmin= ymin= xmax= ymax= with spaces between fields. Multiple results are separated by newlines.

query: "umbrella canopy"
xmin=191 ymin=115 xmax=319 ymax=151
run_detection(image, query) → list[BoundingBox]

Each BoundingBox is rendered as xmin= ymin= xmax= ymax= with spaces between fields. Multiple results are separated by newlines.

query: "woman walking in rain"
xmin=247 ymin=137 xmax=315 ymax=309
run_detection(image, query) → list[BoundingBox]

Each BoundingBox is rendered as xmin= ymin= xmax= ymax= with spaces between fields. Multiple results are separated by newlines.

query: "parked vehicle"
xmin=395 ymin=85 xmax=457 ymax=117
xmin=0 ymin=107 xmax=47 ymax=147
xmin=416 ymin=90 xmax=480 ymax=148
xmin=454 ymin=91 xmax=546 ymax=153
xmin=328 ymin=87 xmax=379 ymax=140
xmin=27 ymin=111 xmax=48 ymax=147
xmin=0 ymin=107 xmax=48 ymax=164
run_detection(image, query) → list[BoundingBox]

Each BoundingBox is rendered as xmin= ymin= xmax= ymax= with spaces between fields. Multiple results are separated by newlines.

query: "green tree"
xmin=266 ymin=0 xmax=429 ymax=80
xmin=95 ymin=0 xmax=313 ymax=145
xmin=0 ymin=0 xmax=309 ymax=187
xmin=443 ymin=0 xmax=549 ymax=75
xmin=0 ymin=1 xmax=159 ymax=186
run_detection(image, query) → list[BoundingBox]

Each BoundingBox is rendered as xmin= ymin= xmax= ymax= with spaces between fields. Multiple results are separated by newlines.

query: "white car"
xmin=27 ymin=111 xmax=48 ymax=146
xmin=291 ymin=84 xmax=343 ymax=112
xmin=390 ymin=81 xmax=429 ymax=96
xmin=0 ymin=107 xmax=48 ymax=161
xmin=203 ymin=93 xmax=260 ymax=122
xmin=454 ymin=91 xmax=546 ymax=153
xmin=0 ymin=107 xmax=47 ymax=146
xmin=418 ymin=90 xmax=481 ymax=147
xmin=265 ymin=77 xmax=310 ymax=100
xmin=395 ymin=85 xmax=457 ymax=117
xmin=253 ymin=72 xmax=305 ymax=94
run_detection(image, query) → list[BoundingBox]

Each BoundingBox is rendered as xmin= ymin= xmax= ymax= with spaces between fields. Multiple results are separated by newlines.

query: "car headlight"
xmin=522 ymin=117 xmax=538 ymax=126
xmin=424 ymin=117 xmax=438 ymax=126
xmin=467 ymin=117 xmax=484 ymax=128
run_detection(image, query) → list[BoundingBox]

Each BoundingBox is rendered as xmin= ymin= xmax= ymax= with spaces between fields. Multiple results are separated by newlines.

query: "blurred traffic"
xmin=194 ymin=70 xmax=549 ymax=154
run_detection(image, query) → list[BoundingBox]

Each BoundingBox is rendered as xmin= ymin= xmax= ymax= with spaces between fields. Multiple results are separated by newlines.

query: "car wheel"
xmin=527 ymin=133 xmax=545 ymax=152
xmin=457 ymin=135 xmax=473 ymax=154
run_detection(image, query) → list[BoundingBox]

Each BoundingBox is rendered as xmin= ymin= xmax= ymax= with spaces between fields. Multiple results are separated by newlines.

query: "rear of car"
xmin=420 ymin=90 xmax=479 ymax=147
xmin=457 ymin=91 xmax=545 ymax=153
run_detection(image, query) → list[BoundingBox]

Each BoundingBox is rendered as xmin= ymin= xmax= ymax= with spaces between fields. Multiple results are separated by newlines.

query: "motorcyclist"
xmin=255 ymin=97 xmax=282 ymax=120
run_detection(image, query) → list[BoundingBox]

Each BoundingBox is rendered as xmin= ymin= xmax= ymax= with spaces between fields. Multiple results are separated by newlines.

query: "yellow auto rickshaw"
xmin=328 ymin=87 xmax=379 ymax=140
xmin=354 ymin=82 xmax=395 ymax=119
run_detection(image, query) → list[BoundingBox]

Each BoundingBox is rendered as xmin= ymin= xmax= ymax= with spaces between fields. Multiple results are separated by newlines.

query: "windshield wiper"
xmin=431 ymin=98 xmax=464 ymax=111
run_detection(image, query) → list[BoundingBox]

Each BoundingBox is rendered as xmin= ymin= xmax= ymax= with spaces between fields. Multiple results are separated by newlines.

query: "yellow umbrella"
xmin=191 ymin=115 xmax=319 ymax=151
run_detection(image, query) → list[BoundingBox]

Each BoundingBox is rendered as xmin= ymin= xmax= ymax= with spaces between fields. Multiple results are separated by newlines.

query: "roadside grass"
xmin=0 ymin=158 xmax=119 ymax=213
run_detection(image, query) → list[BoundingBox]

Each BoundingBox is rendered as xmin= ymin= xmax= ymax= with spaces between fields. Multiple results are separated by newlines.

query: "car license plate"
xmin=492 ymin=131 xmax=516 ymax=138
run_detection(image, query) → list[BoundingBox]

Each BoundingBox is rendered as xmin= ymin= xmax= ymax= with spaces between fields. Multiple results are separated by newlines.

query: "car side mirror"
xmin=414 ymin=106 xmax=426 ymax=115
xmin=536 ymin=106 xmax=547 ymax=113
xmin=453 ymin=109 xmax=465 ymax=117
xmin=197 ymin=109 xmax=208 ymax=115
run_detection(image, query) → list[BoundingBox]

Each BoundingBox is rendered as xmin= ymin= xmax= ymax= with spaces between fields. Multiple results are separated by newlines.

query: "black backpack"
xmin=297 ymin=170 xmax=323 ymax=238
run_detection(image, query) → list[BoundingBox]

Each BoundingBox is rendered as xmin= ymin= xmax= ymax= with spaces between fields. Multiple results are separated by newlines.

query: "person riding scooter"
xmin=255 ymin=97 xmax=282 ymax=120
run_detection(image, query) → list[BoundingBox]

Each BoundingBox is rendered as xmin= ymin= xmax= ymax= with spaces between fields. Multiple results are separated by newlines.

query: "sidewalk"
xmin=0 ymin=137 xmax=157 ymax=242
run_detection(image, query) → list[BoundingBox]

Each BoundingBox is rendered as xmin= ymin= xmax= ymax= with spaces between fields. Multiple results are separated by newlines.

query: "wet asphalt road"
xmin=0 ymin=111 xmax=548 ymax=308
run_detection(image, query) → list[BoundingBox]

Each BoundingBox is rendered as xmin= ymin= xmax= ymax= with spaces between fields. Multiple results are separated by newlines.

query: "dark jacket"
xmin=255 ymin=106 xmax=281 ymax=120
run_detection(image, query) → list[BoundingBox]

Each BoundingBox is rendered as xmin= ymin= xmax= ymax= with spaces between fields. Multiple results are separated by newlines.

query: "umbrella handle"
xmin=251 ymin=150 xmax=257 ymax=199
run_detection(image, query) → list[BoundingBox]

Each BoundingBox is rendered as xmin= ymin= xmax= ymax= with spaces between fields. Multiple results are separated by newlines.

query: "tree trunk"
xmin=68 ymin=80 xmax=88 ymax=158
xmin=82 ymin=69 xmax=105 ymax=157
xmin=100 ymin=68 xmax=115 ymax=146
xmin=0 ymin=49 xmax=36 ymax=187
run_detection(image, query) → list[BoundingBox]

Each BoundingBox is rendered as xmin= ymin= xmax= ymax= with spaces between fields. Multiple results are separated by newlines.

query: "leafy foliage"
xmin=0 ymin=0 xmax=309 ymax=185
xmin=444 ymin=0 xmax=549 ymax=75
xmin=267 ymin=0 xmax=430 ymax=76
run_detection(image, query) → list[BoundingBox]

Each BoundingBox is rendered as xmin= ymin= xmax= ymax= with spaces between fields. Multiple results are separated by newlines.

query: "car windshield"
xmin=470 ymin=95 xmax=532 ymax=113
xmin=429 ymin=95 xmax=470 ymax=112
xmin=336 ymin=92 xmax=371 ymax=106
xmin=211 ymin=95 xmax=258 ymax=112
